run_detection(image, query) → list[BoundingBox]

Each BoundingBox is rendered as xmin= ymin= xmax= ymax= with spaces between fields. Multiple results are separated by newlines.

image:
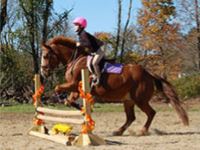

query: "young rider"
xmin=73 ymin=17 xmax=104 ymax=85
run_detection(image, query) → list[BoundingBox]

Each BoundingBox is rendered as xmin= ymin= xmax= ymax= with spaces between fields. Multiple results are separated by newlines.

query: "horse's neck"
xmin=57 ymin=44 xmax=87 ymax=65
xmin=65 ymin=47 xmax=87 ymax=64
xmin=58 ymin=47 xmax=74 ymax=65
xmin=67 ymin=55 xmax=87 ymax=74
xmin=64 ymin=50 xmax=73 ymax=63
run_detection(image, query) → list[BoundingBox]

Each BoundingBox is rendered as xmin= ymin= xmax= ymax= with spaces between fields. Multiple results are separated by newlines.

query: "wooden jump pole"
xmin=37 ymin=107 xmax=82 ymax=116
xmin=37 ymin=114 xmax=84 ymax=124
xmin=29 ymin=131 xmax=69 ymax=145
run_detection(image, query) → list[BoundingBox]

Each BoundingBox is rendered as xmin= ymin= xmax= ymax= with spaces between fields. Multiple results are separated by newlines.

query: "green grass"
xmin=94 ymin=103 xmax=124 ymax=112
xmin=0 ymin=104 xmax=35 ymax=113
xmin=0 ymin=103 xmax=124 ymax=113
xmin=1 ymin=102 xmax=199 ymax=113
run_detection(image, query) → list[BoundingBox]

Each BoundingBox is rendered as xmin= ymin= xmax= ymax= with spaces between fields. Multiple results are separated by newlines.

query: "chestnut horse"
xmin=40 ymin=36 xmax=189 ymax=136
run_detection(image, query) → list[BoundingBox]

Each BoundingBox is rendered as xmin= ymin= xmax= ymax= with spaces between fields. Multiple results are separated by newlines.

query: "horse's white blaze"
xmin=40 ymin=53 xmax=44 ymax=74
xmin=40 ymin=50 xmax=48 ymax=76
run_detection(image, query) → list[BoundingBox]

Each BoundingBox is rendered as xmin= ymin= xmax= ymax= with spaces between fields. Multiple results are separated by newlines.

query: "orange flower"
xmin=33 ymin=118 xmax=44 ymax=126
xmin=81 ymin=115 xmax=95 ymax=134
xmin=32 ymin=85 xmax=45 ymax=106
xmin=78 ymin=82 xmax=94 ymax=104
xmin=78 ymin=81 xmax=95 ymax=133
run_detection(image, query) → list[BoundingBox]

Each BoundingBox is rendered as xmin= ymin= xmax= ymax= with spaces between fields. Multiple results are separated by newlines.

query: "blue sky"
xmin=54 ymin=0 xmax=142 ymax=33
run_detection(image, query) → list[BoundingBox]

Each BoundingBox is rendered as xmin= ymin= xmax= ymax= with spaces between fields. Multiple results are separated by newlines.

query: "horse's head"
xmin=40 ymin=43 xmax=60 ymax=78
xmin=40 ymin=36 xmax=87 ymax=78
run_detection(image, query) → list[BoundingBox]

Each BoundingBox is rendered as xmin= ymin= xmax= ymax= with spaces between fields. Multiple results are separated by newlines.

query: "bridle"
xmin=41 ymin=44 xmax=80 ymax=75
xmin=41 ymin=44 xmax=60 ymax=72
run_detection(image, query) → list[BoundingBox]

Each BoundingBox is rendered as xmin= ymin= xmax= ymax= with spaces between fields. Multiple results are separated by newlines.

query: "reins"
xmin=67 ymin=47 xmax=79 ymax=64
xmin=42 ymin=41 xmax=87 ymax=77
xmin=51 ymin=46 xmax=84 ymax=76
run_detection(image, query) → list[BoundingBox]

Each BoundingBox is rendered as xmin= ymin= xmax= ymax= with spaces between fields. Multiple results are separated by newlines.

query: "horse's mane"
xmin=48 ymin=36 xmax=76 ymax=49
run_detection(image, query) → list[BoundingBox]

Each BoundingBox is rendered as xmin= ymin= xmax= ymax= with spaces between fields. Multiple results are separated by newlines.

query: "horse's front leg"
xmin=64 ymin=92 xmax=82 ymax=110
xmin=55 ymin=81 xmax=77 ymax=94
xmin=55 ymin=82 xmax=82 ymax=110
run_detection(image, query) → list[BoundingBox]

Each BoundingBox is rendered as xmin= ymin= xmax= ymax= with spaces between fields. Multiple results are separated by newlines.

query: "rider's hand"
xmin=76 ymin=42 xmax=80 ymax=47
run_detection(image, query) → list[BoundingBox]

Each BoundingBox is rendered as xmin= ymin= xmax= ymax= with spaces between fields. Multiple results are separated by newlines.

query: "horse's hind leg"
xmin=113 ymin=100 xmax=135 ymax=136
xmin=136 ymin=102 xmax=156 ymax=135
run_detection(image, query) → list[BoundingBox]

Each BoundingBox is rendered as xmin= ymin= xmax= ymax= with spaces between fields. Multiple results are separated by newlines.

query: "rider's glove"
xmin=76 ymin=42 xmax=81 ymax=47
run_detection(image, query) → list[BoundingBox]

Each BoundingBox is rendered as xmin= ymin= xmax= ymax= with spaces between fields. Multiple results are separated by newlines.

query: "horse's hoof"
xmin=54 ymin=85 xmax=62 ymax=94
xmin=112 ymin=130 xmax=123 ymax=136
xmin=136 ymin=130 xmax=149 ymax=136
xmin=55 ymin=85 xmax=61 ymax=93
xmin=64 ymin=99 xmax=70 ymax=106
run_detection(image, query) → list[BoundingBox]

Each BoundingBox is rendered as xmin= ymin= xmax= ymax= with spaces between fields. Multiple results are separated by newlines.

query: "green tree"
xmin=19 ymin=0 xmax=53 ymax=73
xmin=120 ymin=0 xmax=133 ymax=63
xmin=114 ymin=0 xmax=122 ymax=59
xmin=0 ymin=0 xmax=7 ymax=33
xmin=0 ymin=0 xmax=72 ymax=102
xmin=114 ymin=0 xmax=135 ymax=63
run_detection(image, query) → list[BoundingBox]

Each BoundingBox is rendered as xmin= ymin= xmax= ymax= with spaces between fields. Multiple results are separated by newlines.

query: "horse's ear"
xmin=41 ymin=41 xmax=45 ymax=46
xmin=41 ymin=41 xmax=46 ymax=47
xmin=41 ymin=42 xmax=49 ymax=50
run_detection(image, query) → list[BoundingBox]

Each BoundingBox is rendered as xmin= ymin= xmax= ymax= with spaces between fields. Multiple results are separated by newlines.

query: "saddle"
xmin=87 ymin=55 xmax=123 ymax=75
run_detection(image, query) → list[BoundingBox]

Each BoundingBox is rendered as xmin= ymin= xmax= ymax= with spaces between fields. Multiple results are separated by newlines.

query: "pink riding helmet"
xmin=73 ymin=17 xmax=87 ymax=28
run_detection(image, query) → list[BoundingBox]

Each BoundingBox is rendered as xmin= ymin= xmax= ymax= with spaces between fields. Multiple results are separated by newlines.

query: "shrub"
xmin=0 ymin=47 xmax=33 ymax=103
xmin=173 ymin=73 xmax=200 ymax=99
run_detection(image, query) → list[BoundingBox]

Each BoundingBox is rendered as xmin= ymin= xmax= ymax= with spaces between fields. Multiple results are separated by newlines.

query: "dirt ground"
xmin=1 ymin=100 xmax=200 ymax=150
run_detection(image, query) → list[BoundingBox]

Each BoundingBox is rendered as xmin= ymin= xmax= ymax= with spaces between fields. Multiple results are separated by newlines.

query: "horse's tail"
xmin=151 ymin=73 xmax=189 ymax=126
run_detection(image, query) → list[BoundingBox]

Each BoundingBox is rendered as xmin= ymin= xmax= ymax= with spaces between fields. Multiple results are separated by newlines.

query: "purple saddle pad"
xmin=103 ymin=62 xmax=123 ymax=74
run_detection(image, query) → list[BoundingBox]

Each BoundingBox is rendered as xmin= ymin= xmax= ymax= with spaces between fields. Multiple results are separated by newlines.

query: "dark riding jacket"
xmin=77 ymin=30 xmax=104 ymax=53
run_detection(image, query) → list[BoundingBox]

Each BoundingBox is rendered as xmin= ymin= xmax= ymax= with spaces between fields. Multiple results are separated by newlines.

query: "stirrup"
xmin=92 ymin=74 xmax=97 ymax=79
xmin=93 ymin=78 xmax=100 ymax=85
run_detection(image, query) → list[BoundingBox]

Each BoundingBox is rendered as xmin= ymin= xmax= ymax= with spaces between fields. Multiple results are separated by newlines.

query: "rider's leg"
xmin=92 ymin=48 xmax=104 ymax=83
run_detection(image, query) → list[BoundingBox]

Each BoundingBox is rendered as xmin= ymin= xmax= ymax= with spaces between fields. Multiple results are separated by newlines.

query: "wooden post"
xmin=31 ymin=74 xmax=46 ymax=133
xmin=34 ymin=74 xmax=41 ymax=107
xmin=73 ymin=69 xmax=106 ymax=146
xmin=81 ymin=69 xmax=92 ymax=132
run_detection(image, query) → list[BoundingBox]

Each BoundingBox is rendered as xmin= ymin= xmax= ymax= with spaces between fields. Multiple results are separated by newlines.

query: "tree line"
xmin=0 ymin=0 xmax=199 ymax=103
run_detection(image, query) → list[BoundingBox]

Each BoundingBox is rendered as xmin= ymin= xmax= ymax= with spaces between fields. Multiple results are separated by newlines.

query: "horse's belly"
xmin=93 ymin=84 xmax=132 ymax=103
